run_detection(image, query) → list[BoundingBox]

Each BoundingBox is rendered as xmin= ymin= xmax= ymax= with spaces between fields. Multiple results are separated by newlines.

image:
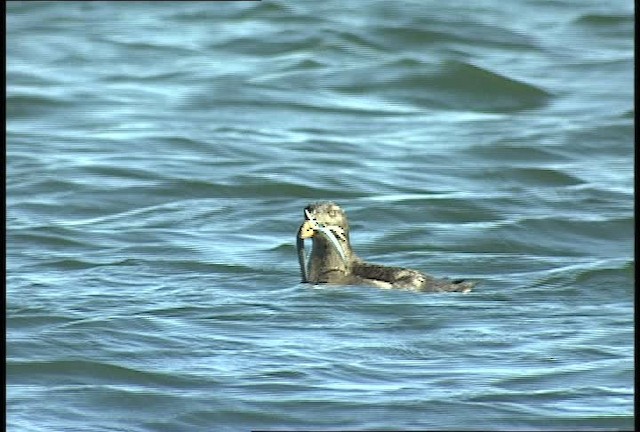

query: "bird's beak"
xmin=298 ymin=220 xmax=316 ymax=239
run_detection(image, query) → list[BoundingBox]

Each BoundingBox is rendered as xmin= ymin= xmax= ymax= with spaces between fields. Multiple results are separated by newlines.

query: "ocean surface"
xmin=6 ymin=1 xmax=634 ymax=431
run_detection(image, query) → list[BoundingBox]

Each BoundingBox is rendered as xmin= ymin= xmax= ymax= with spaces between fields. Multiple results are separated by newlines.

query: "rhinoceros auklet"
xmin=296 ymin=201 xmax=476 ymax=293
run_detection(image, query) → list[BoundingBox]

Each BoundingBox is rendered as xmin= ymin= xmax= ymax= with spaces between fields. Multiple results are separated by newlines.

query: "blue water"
xmin=7 ymin=1 xmax=634 ymax=431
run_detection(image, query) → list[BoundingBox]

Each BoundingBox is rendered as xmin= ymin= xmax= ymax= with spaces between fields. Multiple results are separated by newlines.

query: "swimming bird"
xmin=296 ymin=201 xmax=476 ymax=293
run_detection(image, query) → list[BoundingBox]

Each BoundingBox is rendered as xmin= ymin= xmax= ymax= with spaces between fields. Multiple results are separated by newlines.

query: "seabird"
xmin=296 ymin=201 xmax=476 ymax=293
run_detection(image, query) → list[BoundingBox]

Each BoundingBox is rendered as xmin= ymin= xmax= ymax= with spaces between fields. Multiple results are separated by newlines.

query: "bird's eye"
xmin=329 ymin=209 xmax=337 ymax=217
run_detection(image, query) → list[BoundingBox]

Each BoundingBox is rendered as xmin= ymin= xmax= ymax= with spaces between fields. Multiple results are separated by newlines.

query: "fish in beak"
xmin=297 ymin=209 xmax=347 ymax=282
